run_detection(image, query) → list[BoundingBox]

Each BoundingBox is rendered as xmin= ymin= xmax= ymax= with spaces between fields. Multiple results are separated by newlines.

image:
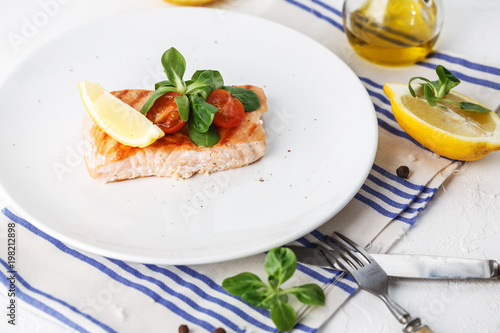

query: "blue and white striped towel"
xmin=2 ymin=0 xmax=500 ymax=332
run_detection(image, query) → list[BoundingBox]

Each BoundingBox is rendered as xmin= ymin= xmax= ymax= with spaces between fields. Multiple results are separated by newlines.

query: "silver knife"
xmin=287 ymin=245 xmax=499 ymax=280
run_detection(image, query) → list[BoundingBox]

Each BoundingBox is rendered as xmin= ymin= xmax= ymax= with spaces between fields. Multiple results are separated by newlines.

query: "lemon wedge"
xmin=384 ymin=83 xmax=500 ymax=161
xmin=162 ymin=0 xmax=218 ymax=5
xmin=78 ymin=81 xmax=164 ymax=148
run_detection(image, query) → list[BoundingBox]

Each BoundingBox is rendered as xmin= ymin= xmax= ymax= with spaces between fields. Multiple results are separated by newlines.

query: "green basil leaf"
xmin=223 ymin=86 xmax=261 ymax=111
xmin=241 ymin=289 xmax=276 ymax=309
xmin=140 ymin=86 xmax=178 ymax=115
xmin=265 ymin=248 xmax=297 ymax=288
xmin=270 ymin=301 xmax=297 ymax=332
xmin=188 ymin=125 xmax=220 ymax=147
xmin=154 ymin=80 xmax=172 ymax=90
xmin=458 ymin=102 xmax=491 ymax=113
xmin=222 ymin=272 xmax=267 ymax=297
xmin=189 ymin=94 xmax=218 ymax=133
xmin=284 ymin=284 xmax=326 ymax=306
xmin=174 ymin=95 xmax=190 ymax=122
xmin=161 ymin=47 xmax=186 ymax=94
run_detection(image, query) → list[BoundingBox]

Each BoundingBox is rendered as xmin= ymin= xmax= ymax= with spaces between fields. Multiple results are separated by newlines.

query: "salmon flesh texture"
xmin=82 ymin=85 xmax=268 ymax=182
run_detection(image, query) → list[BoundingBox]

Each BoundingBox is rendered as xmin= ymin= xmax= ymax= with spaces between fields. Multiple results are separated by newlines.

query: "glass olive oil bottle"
xmin=343 ymin=0 xmax=443 ymax=66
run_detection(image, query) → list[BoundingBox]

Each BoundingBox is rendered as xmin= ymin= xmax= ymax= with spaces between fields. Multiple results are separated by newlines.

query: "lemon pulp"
xmin=78 ymin=81 xmax=164 ymax=148
xmin=383 ymin=83 xmax=500 ymax=161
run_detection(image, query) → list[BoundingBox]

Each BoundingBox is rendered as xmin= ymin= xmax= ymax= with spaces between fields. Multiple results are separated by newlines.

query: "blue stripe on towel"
xmin=418 ymin=62 xmax=500 ymax=90
xmin=359 ymin=77 xmax=385 ymax=90
xmin=106 ymin=259 xmax=248 ymax=333
xmin=296 ymin=264 xmax=356 ymax=294
xmin=174 ymin=265 xmax=267 ymax=316
xmin=1 ymin=208 xmax=218 ymax=332
xmin=1 ymin=208 xmax=318 ymax=333
xmin=366 ymin=174 xmax=416 ymax=200
xmin=0 ymin=257 xmax=116 ymax=332
xmin=372 ymin=100 xmax=397 ymax=121
xmin=372 ymin=164 xmax=426 ymax=192
xmin=0 ymin=265 xmax=88 ymax=333
xmin=283 ymin=0 xmax=344 ymax=31
xmin=144 ymin=264 xmax=276 ymax=332
xmin=360 ymin=184 xmax=419 ymax=214
xmin=430 ymin=52 xmax=500 ymax=77
xmin=294 ymin=322 xmax=319 ymax=333
xmin=364 ymin=86 xmax=392 ymax=107
xmin=354 ymin=193 xmax=415 ymax=224
xmin=311 ymin=0 xmax=342 ymax=17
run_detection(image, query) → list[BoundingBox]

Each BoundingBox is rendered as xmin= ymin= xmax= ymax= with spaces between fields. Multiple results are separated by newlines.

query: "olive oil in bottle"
xmin=343 ymin=0 xmax=443 ymax=66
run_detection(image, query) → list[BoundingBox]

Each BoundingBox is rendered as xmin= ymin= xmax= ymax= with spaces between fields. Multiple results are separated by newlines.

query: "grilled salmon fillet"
xmin=82 ymin=85 xmax=268 ymax=182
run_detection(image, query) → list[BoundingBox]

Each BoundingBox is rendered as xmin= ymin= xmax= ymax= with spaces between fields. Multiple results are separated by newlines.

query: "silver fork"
xmin=317 ymin=232 xmax=433 ymax=333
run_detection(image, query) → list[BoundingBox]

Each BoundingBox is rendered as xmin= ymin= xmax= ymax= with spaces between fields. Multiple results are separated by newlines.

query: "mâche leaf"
xmin=223 ymin=86 xmax=261 ymax=111
xmin=188 ymin=94 xmax=218 ymax=133
xmin=222 ymin=248 xmax=325 ymax=332
xmin=457 ymin=101 xmax=491 ymax=113
xmin=161 ymin=47 xmax=187 ymax=94
xmin=408 ymin=65 xmax=491 ymax=113
xmin=143 ymin=47 xmax=258 ymax=147
xmin=154 ymin=80 xmax=172 ymax=90
xmin=221 ymin=272 xmax=266 ymax=296
xmin=270 ymin=301 xmax=297 ymax=332
xmin=284 ymin=284 xmax=326 ymax=305
xmin=264 ymin=247 xmax=297 ymax=288
xmin=241 ymin=289 xmax=275 ymax=309
xmin=140 ymin=86 xmax=178 ymax=114
xmin=186 ymin=70 xmax=224 ymax=99
xmin=174 ymin=95 xmax=190 ymax=122
xmin=188 ymin=124 xmax=220 ymax=147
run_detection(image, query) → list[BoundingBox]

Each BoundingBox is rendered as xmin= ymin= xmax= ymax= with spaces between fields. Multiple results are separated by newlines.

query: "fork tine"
xmin=318 ymin=232 xmax=434 ymax=332
xmin=321 ymin=233 xmax=368 ymax=270
xmin=321 ymin=242 xmax=358 ymax=271
xmin=330 ymin=236 xmax=366 ymax=268
xmin=331 ymin=231 xmax=371 ymax=264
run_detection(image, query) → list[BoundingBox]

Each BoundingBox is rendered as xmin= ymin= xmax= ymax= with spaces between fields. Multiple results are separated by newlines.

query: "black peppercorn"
xmin=396 ymin=165 xmax=410 ymax=179
xmin=213 ymin=328 xmax=226 ymax=333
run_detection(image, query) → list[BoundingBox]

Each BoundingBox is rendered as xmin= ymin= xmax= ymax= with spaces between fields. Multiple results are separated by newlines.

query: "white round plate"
xmin=0 ymin=8 xmax=377 ymax=265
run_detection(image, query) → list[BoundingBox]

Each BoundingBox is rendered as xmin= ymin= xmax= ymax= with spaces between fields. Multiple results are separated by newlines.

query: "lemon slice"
xmin=384 ymin=83 xmax=500 ymax=161
xmin=162 ymin=0 xmax=218 ymax=5
xmin=78 ymin=81 xmax=164 ymax=148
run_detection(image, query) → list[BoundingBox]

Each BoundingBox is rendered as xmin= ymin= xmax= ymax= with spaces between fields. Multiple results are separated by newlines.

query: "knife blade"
xmin=287 ymin=245 xmax=499 ymax=280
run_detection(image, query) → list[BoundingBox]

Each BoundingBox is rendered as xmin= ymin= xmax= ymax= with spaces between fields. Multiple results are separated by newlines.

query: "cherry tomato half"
xmin=206 ymin=89 xmax=245 ymax=128
xmin=147 ymin=91 xmax=186 ymax=133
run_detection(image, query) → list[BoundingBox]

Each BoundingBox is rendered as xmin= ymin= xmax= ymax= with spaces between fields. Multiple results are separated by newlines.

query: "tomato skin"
xmin=147 ymin=91 xmax=186 ymax=133
xmin=206 ymin=89 xmax=245 ymax=128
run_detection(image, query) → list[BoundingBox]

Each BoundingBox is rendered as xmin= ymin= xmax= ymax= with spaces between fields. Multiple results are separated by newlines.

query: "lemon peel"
xmin=162 ymin=0 xmax=218 ymax=5
xmin=384 ymin=83 xmax=500 ymax=161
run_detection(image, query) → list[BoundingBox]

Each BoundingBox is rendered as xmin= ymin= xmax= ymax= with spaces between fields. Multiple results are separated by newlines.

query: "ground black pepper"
xmin=396 ymin=165 xmax=410 ymax=179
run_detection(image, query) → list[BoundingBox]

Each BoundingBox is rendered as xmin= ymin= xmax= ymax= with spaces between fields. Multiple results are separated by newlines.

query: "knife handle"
xmin=403 ymin=318 xmax=433 ymax=333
